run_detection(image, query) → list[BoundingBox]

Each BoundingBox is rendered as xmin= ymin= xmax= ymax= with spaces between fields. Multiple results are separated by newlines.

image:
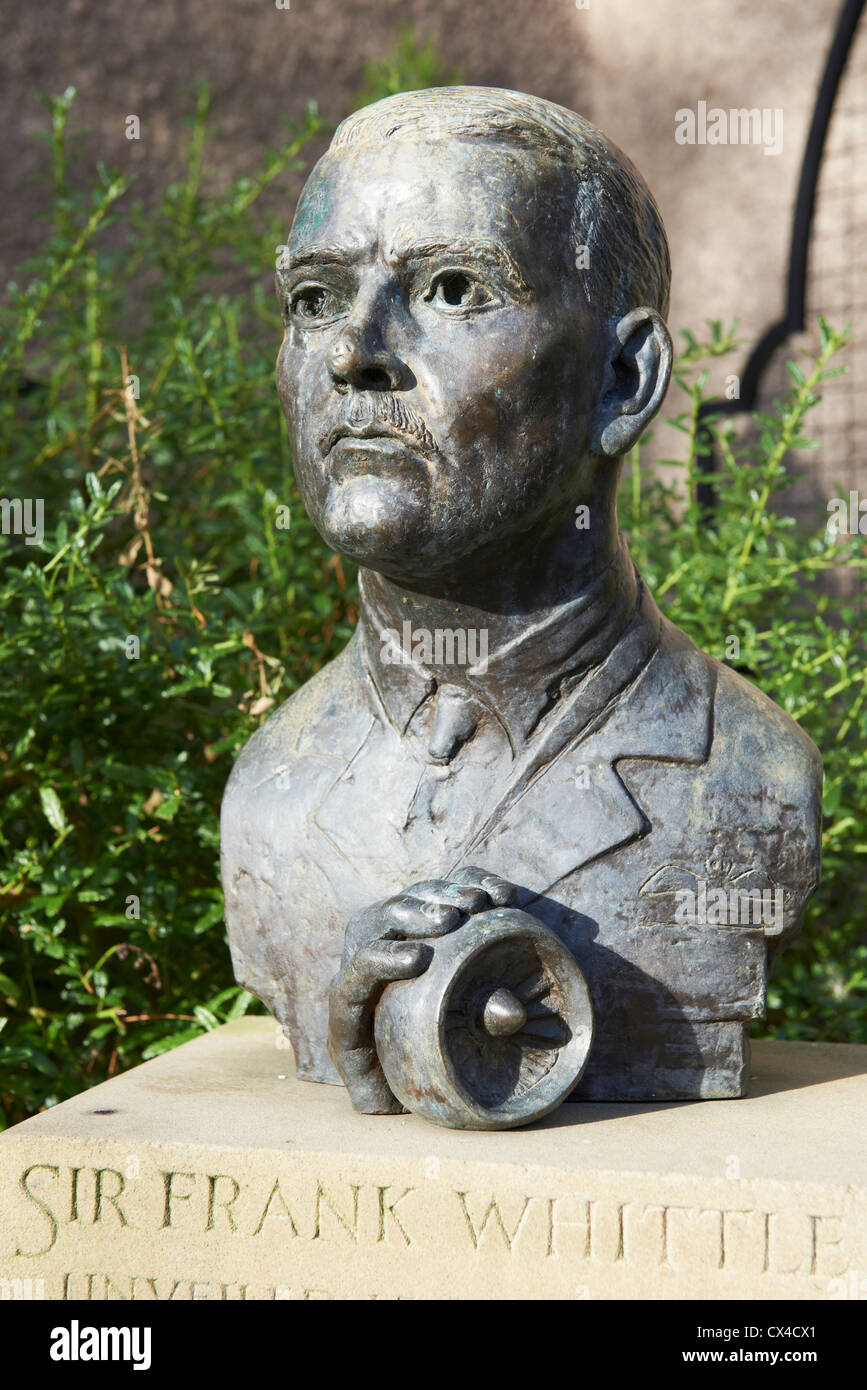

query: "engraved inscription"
xmin=8 ymin=1161 xmax=854 ymax=1285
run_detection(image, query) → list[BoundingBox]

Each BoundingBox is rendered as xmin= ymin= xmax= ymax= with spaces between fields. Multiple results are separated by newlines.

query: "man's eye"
xmin=424 ymin=272 xmax=494 ymax=311
xmin=289 ymin=286 xmax=334 ymax=321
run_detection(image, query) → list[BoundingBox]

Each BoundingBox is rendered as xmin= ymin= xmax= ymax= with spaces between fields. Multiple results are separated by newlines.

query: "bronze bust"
xmin=221 ymin=88 xmax=822 ymax=1128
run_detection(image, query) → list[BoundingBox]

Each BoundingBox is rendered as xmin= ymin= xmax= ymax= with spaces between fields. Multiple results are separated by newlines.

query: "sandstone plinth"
xmin=1 ymin=1019 xmax=865 ymax=1301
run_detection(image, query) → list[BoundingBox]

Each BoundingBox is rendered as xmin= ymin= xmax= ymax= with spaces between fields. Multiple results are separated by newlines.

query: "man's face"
xmin=276 ymin=133 xmax=608 ymax=584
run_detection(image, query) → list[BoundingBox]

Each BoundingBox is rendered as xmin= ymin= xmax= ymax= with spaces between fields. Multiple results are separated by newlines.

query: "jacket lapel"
xmin=455 ymin=616 xmax=716 ymax=896
xmin=313 ymin=595 xmax=716 ymax=899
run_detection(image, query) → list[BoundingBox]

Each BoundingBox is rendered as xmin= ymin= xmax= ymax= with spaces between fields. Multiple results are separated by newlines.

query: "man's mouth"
xmin=320 ymin=412 xmax=438 ymax=459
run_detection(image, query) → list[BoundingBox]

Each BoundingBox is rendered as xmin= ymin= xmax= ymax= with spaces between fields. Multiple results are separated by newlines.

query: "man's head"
xmin=276 ymin=87 xmax=672 ymax=587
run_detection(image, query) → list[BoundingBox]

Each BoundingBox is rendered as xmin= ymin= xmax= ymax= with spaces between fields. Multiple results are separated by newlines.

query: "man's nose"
xmin=326 ymin=316 xmax=408 ymax=392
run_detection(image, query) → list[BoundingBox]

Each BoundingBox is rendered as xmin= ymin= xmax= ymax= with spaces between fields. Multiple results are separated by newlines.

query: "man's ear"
xmin=595 ymin=308 xmax=672 ymax=458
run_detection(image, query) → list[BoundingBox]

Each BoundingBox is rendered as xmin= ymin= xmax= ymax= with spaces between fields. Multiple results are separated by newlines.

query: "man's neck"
xmin=361 ymin=511 xmax=626 ymax=652
xmin=359 ymin=513 xmax=639 ymax=716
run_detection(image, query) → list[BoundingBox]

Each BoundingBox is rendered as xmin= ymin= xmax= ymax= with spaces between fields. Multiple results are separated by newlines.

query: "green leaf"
xmin=785 ymin=360 xmax=805 ymax=387
xmin=39 ymin=786 xmax=69 ymax=835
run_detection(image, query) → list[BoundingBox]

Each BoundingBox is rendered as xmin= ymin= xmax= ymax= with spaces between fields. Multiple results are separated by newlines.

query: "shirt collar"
xmin=357 ymin=537 xmax=646 ymax=751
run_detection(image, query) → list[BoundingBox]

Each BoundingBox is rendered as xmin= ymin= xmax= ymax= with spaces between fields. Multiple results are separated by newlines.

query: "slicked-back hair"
xmin=331 ymin=86 xmax=671 ymax=323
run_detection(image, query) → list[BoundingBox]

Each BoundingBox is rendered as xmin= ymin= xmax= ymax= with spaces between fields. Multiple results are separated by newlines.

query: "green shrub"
xmin=0 ymin=72 xmax=864 ymax=1128
xmin=622 ymin=318 xmax=867 ymax=1045
xmin=0 ymin=86 xmax=349 ymax=1129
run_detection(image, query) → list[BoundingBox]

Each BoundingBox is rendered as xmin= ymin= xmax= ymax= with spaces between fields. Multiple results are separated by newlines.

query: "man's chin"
xmin=317 ymin=476 xmax=432 ymax=567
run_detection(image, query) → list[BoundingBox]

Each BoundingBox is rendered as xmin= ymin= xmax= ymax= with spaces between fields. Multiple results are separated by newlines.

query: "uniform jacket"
xmin=221 ymin=557 xmax=822 ymax=1101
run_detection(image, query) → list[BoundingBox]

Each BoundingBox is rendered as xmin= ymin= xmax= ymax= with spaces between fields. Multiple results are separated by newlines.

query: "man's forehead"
xmin=288 ymin=136 xmax=574 ymax=269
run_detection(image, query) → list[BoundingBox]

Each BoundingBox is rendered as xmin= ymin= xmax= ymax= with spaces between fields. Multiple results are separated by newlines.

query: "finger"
xmin=401 ymin=878 xmax=492 ymax=915
xmin=349 ymin=1079 xmax=406 ymax=1116
xmin=382 ymin=895 xmax=463 ymax=939
xmin=328 ymin=941 xmax=431 ymax=1115
xmin=451 ymin=866 xmax=520 ymax=906
xmin=326 ymin=1039 xmax=406 ymax=1116
xmin=341 ymin=940 xmax=432 ymax=1007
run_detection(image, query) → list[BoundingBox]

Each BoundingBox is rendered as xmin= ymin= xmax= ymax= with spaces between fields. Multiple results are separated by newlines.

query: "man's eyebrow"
xmin=390 ymin=238 xmax=533 ymax=297
xmin=276 ymin=243 xmax=362 ymax=275
xmin=277 ymin=238 xmax=533 ymax=297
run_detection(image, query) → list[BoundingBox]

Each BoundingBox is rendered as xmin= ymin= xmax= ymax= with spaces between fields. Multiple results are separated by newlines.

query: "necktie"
xmin=426 ymin=684 xmax=486 ymax=764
